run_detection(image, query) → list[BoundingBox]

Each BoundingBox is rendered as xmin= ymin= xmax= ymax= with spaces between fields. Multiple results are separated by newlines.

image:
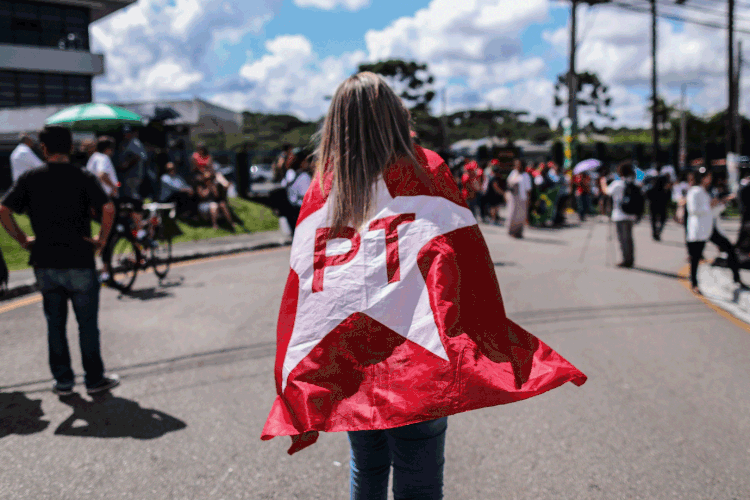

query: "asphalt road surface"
xmin=1 ymin=219 xmax=749 ymax=499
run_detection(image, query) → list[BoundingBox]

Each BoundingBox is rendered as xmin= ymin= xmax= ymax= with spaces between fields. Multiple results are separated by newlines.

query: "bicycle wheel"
xmin=151 ymin=223 xmax=172 ymax=279
xmin=108 ymin=234 xmax=140 ymax=292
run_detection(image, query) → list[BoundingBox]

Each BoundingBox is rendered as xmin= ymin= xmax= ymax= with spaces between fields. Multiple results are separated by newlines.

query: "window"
xmin=43 ymin=74 xmax=66 ymax=104
xmin=39 ymin=5 xmax=63 ymax=48
xmin=2 ymin=1 xmax=90 ymax=50
xmin=0 ymin=71 xmax=17 ymax=107
xmin=0 ymin=2 xmax=13 ymax=44
xmin=67 ymin=75 xmax=91 ymax=103
xmin=0 ymin=71 xmax=92 ymax=108
xmin=18 ymin=72 xmax=42 ymax=106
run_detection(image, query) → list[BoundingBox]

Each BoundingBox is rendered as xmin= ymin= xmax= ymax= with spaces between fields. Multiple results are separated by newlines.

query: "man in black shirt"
xmin=0 ymin=126 xmax=119 ymax=397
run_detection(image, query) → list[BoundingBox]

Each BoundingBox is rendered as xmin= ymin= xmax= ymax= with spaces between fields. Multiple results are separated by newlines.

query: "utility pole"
xmin=442 ymin=87 xmax=448 ymax=149
xmin=651 ymin=0 xmax=659 ymax=171
xmin=680 ymin=83 xmax=687 ymax=171
xmin=568 ymin=0 xmax=578 ymax=151
xmin=736 ymin=40 xmax=743 ymax=157
xmin=728 ymin=0 xmax=736 ymax=154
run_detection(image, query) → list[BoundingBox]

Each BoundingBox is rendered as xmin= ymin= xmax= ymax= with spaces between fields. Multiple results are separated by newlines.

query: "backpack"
xmin=621 ymin=181 xmax=645 ymax=217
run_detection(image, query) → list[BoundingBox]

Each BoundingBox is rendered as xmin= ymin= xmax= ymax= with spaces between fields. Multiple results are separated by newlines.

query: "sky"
xmin=89 ymin=0 xmax=750 ymax=128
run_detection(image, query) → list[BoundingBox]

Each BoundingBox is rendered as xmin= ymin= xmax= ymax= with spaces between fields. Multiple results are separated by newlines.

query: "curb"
xmin=0 ymin=237 xmax=292 ymax=303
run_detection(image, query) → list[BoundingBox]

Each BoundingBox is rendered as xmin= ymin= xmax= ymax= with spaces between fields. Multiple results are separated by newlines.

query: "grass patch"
xmin=0 ymin=198 xmax=279 ymax=272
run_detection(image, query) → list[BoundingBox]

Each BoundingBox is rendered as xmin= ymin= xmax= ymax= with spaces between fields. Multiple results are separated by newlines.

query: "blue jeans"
xmin=34 ymin=268 xmax=105 ymax=389
xmin=348 ymin=417 xmax=448 ymax=500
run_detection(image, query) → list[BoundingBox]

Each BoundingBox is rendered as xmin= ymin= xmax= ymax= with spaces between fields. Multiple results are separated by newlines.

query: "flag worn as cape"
xmin=262 ymin=146 xmax=587 ymax=455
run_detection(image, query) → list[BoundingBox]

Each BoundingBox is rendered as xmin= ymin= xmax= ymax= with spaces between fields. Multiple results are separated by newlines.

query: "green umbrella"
xmin=45 ymin=103 xmax=143 ymax=132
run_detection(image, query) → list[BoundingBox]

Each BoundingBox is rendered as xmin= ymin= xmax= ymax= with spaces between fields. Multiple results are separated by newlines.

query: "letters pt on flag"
xmin=262 ymin=146 xmax=587 ymax=455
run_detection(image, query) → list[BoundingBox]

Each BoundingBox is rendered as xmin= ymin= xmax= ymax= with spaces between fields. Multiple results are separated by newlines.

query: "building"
xmin=0 ymin=0 xmax=135 ymax=188
xmin=0 ymin=0 xmax=135 ymax=109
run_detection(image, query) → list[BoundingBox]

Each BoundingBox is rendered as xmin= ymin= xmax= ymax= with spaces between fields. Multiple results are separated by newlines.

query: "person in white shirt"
xmin=686 ymin=167 xmax=746 ymax=294
xmin=506 ymin=159 xmax=532 ymax=238
xmin=86 ymin=137 xmax=118 ymax=198
xmin=284 ymin=151 xmax=314 ymax=236
xmin=10 ymin=134 xmax=44 ymax=183
xmin=601 ymin=161 xmax=637 ymax=268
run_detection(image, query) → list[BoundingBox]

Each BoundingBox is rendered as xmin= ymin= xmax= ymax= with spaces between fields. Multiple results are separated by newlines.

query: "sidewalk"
xmin=2 ymin=229 xmax=291 ymax=302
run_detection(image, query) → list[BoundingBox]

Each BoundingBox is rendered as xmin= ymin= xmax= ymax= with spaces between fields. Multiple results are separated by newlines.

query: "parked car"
xmin=250 ymin=163 xmax=274 ymax=184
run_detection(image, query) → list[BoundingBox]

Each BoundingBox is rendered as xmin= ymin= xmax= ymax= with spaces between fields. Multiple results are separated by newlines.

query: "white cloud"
xmin=143 ymin=60 xmax=204 ymax=93
xmin=542 ymin=2 xmax=750 ymax=125
xmin=365 ymin=0 xmax=548 ymax=64
xmin=293 ymin=0 xmax=370 ymax=11
xmin=207 ymin=34 xmax=366 ymax=119
xmin=91 ymin=0 xmax=282 ymax=101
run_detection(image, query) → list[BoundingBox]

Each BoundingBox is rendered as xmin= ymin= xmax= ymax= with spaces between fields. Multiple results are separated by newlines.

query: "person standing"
xmin=0 ymin=126 xmax=119 ymax=396
xmin=460 ymin=160 xmax=483 ymax=218
xmin=506 ymin=158 xmax=532 ymax=238
xmin=10 ymin=134 xmax=44 ymax=183
xmin=262 ymin=72 xmax=587 ymax=499
xmin=118 ymin=125 xmax=150 ymax=241
xmin=87 ymin=137 xmax=119 ymax=198
xmin=735 ymin=170 xmax=750 ymax=252
xmin=601 ymin=161 xmax=637 ymax=268
xmin=284 ymin=151 xmax=314 ymax=235
xmin=686 ymin=168 xmax=746 ymax=294
xmin=647 ymin=166 xmax=671 ymax=241
xmin=575 ymin=171 xmax=592 ymax=221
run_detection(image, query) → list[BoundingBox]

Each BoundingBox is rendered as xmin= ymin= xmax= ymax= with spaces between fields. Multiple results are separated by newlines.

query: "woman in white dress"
xmin=506 ymin=159 xmax=531 ymax=238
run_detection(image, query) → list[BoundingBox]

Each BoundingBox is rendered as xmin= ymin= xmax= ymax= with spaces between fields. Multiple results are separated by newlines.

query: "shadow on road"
xmin=0 ymin=392 xmax=49 ymax=438
xmin=55 ymin=393 xmax=186 ymax=439
xmin=117 ymin=287 xmax=174 ymax=301
xmin=493 ymin=261 xmax=517 ymax=267
xmin=629 ymin=266 xmax=684 ymax=280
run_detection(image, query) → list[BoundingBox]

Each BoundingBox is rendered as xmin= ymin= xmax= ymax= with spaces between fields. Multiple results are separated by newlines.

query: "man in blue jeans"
xmin=348 ymin=417 xmax=448 ymax=500
xmin=0 ymin=125 xmax=120 ymax=397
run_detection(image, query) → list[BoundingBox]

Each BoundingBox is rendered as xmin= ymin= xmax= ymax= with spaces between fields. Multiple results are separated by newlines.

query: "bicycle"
xmin=104 ymin=202 xmax=175 ymax=292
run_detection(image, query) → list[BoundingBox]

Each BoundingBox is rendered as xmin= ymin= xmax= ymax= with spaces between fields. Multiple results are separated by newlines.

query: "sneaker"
xmin=86 ymin=374 xmax=120 ymax=395
xmin=53 ymin=382 xmax=75 ymax=396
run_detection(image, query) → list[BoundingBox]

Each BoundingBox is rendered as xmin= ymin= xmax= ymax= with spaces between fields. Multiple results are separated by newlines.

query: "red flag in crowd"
xmin=262 ymin=146 xmax=587 ymax=455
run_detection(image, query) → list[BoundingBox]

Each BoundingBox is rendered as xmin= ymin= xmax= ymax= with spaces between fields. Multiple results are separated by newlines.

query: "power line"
xmin=609 ymin=0 xmax=750 ymax=35
xmin=653 ymin=0 xmax=750 ymax=26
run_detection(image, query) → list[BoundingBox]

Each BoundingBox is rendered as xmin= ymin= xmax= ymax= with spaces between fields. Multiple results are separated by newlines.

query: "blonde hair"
xmin=317 ymin=72 xmax=418 ymax=235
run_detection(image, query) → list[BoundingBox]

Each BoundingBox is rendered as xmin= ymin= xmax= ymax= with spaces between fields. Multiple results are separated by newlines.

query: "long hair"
xmin=317 ymin=72 xmax=418 ymax=235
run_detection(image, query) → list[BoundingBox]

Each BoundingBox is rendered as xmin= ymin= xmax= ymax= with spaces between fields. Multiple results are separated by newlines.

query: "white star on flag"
xmin=282 ymin=178 xmax=477 ymax=390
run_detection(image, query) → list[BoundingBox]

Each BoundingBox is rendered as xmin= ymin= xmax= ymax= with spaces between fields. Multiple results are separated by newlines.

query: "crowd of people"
xmin=450 ymin=156 xmax=571 ymax=238
xmin=444 ymin=148 xmax=750 ymax=292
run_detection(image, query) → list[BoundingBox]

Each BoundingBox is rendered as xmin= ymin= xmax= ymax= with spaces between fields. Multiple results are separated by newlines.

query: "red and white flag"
xmin=262 ymin=146 xmax=587 ymax=454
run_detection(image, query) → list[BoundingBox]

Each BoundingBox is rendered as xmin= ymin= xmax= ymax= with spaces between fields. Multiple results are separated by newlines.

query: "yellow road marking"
xmin=0 ymin=294 xmax=42 ymax=315
xmin=0 ymin=245 xmax=289 ymax=316
xmin=678 ymin=263 xmax=750 ymax=334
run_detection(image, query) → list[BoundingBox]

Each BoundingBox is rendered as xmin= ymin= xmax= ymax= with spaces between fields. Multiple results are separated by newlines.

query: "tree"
xmin=357 ymin=59 xmax=436 ymax=111
xmin=647 ymin=96 xmax=678 ymax=133
xmin=533 ymin=116 xmax=551 ymax=129
xmin=554 ymin=71 xmax=614 ymax=121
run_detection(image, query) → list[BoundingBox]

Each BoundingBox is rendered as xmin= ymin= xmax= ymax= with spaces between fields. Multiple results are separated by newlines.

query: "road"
xmin=1 ymin=218 xmax=749 ymax=499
